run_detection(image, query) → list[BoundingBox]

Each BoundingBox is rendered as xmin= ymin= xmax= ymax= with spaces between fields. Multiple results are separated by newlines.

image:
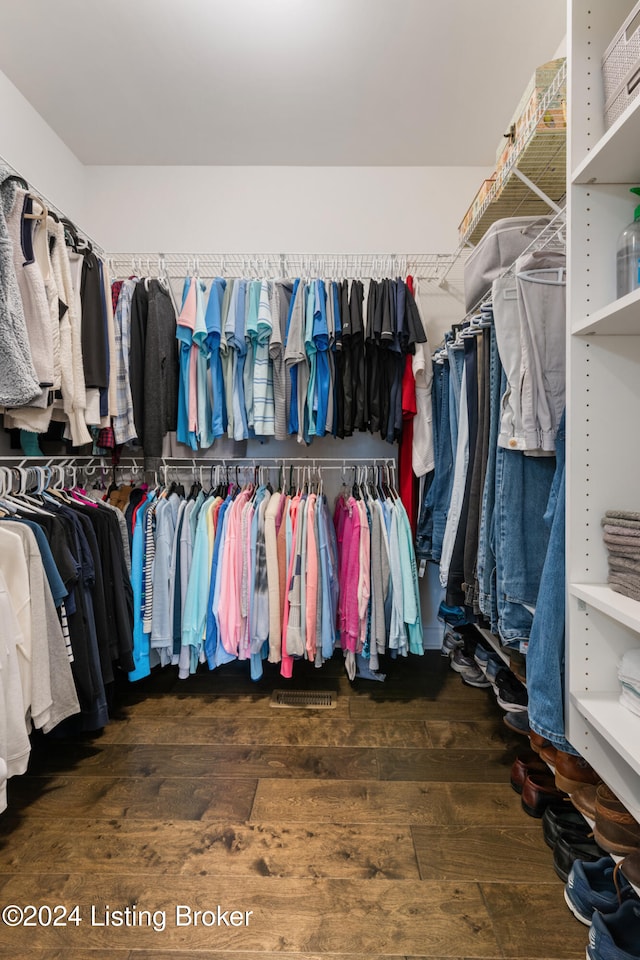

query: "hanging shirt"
xmin=194 ymin=279 xmax=213 ymax=449
xmin=254 ymin=280 xmax=275 ymax=436
xmin=244 ymin=280 xmax=259 ymax=433
xmin=113 ymin=279 xmax=139 ymax=445
xmin=176 ymin=277 xmax=198 ymax=450
xmin=225 ymin=280 xmax=249 ymax=441
xmin=204 ymin=277 xmax=228 ymax=439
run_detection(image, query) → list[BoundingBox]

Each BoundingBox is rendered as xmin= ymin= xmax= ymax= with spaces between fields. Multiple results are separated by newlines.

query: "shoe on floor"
xmin=441 ymin=628 xmax=464 ymax=656
xmin=503 ymin=710 xmax=531 ymax=736
xmin=510 ymin=751 xmax=548 ymax=794
xmin=521 ymin=770 xmax=568 ymax=819
xmin=587 ymin=899 xmax=640 ymax=959
xmin=594 ymin=784 xmax=640 ymax=856
xmin=542 ymin=803 xmax=591 ymax=849
xmin=553 ymin=832 xmax=609 ymax=883
xmin=554 ymin=750 xmax=601 ymax=794
xmin=449 ymin=648 xmax=491 ymax=688
xmin=620 ymin=850 xmax=640 ymax=898
xmin=565 ymin=855 xmax=633 ymax=926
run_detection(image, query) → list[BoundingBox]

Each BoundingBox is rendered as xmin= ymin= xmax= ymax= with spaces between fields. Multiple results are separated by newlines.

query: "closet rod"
xmin=106 ymin=251 xmax=457 ymax=283
xmin=0 ymin=153 xmax=105 ymax=256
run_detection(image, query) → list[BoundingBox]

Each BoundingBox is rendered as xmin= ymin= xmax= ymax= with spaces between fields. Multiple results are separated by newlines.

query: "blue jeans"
xmin=494 ymin=444 xmax=555 ymax=646
xmin=416 ymin=358 xmax=454 ymax=562
xmin=477 ymin=325 xmax=503 ymax=632
xmin=526 ymin=413 xmax=577 ymax=753
xmin=446 ymin=340 xmax=465 ymax=456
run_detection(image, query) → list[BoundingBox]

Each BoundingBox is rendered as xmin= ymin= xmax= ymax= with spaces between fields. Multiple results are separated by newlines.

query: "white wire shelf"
xmin=105 ymin=252 xmax=460 ymax=284
xmin=458 ymin=59 xmax=567 ymax=248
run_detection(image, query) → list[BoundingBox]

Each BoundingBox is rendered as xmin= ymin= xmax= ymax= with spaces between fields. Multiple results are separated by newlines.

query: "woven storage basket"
xmin=603 ymin=2 xmax=640 ymax=122
xmin=604 ymin=60 xmax=640 ymax=129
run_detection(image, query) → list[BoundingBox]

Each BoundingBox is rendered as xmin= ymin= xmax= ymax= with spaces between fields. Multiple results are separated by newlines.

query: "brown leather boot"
xmin=554 ymin=750 xmax=601 ymax=794
xmin=594 ymin=784 xmax=640 ymax=856
xmin=570 ymin=783 xmax=598 ymax=821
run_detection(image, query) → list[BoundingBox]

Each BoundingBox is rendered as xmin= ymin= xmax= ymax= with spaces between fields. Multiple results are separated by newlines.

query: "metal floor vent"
xmin=270 ymin=689 xmax=336 ymax=709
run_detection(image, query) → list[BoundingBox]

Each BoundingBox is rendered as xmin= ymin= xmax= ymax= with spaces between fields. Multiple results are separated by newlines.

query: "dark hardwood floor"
xmin=0 ymin=651 xmax=588 ymax=958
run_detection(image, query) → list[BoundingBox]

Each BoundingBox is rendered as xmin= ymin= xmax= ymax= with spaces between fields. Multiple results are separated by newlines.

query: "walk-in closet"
xmin=1 ymin=2 xmax=639 ymax=959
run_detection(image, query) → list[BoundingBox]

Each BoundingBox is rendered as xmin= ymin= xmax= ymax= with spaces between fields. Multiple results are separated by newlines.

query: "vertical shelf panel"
xmin=567 ymin=0 xmax=640 ymax=812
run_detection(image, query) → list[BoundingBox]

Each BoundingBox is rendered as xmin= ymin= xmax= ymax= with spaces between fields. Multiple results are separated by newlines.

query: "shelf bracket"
xmin=511 ymin=167 xmax=563 ymax=214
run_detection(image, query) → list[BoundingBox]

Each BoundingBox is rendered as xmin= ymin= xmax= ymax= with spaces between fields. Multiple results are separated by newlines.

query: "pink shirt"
xmin=342 ymin=497 xmax=361 ymax=653
xmin=177 ymin=280 xmax=198 ymax=433
xmin=305 ymin=494 xmax=318 ymax=661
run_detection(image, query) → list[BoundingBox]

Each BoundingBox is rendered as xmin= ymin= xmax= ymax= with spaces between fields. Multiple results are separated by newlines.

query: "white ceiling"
xmin=0 ymin=0 xmax=566 ymax=167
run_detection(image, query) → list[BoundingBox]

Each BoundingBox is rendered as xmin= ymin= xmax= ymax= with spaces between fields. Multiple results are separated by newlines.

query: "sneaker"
xmin=587 ymin=899 xmax=640 ymax=959
xmin=495 ymin=669 xmax=528 ymax=713
xmin=620 ymin=850 xmax=640 ymax=898
xmin=437 ymin=602 xmax=469 ymax=627
xmin=485 ymin=658 xmax=504 ymax=691
xmin=449 ymin=648 xmax=491 ymax=688
xmin=474 ymin=645 xmax=506 ymax=674
xmin=564 ymin=855 xmax=633 ymax=926
xmin=441 ymin=628 xmax=464 ymax=657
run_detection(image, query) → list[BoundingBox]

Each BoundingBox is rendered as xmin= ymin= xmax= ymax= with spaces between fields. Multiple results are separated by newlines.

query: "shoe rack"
xmin=567 ymin=0 xmax=640 ymax=823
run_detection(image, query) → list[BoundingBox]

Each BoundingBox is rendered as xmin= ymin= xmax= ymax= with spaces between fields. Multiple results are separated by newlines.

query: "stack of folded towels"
xmin=618 ymin=647 xmax=640 ymax=718
xmin=602 ymin=510 xmax=640 ymax=601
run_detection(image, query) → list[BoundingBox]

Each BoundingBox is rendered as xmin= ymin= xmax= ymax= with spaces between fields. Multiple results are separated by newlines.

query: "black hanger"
xmin=3 ymin=173 xmax=29 ymax=190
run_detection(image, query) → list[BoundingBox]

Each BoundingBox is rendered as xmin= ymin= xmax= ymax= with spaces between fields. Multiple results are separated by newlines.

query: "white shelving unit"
xmin=567 ymin=0 xmax=640 ymax=823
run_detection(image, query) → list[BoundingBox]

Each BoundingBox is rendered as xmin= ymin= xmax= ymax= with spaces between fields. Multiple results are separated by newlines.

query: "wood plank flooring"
xmin=0 ymin=652 xmax=589 ymax=958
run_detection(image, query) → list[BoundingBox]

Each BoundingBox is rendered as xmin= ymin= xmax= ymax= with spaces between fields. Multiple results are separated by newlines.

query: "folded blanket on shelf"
xmin=608 ymin=575 xmax=640 ymax=602
xmin=619 ymin=647 xmax=640 ymax=685
xmin=620 ymin=683 xmax=640 ymax=718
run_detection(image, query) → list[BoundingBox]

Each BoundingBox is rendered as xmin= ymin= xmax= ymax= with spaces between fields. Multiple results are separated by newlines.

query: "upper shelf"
xmin=573 ymin=92 xmax=640 ymax=185
xmin=572 ymin=285 xmax=640 ymax=335
xmin=459 ymin=60 xmax=566 ymax=247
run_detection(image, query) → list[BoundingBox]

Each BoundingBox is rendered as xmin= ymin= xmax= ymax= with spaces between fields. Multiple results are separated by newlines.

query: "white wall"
xmin=0 ymin=68 xmax=86 ymax=225
xmin=84 ymin=163 xmax=483 ymax=343
xmin=84 ymin=164 xmax=488 ymax=254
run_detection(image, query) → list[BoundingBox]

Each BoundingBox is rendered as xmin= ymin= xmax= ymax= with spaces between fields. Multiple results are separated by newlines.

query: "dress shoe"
xmin=554 ymin=750 xmax=601 ymax=794
xmin=510 ymin=751 xmax=548 ymax=794
xmin=542 ymin=803 xmax=591 ymax=849
xmin=620 ymin=850 xmax=640 ymax=897
xmin=521 ymin=771 xmax=568 ymax=819
xmin=594 ymin=784 xmax=640 ymax=856
xmin=570 ymin=783 xmax=598 ymax=822
xmin=553 ymin=832 xmax=608 ymax=883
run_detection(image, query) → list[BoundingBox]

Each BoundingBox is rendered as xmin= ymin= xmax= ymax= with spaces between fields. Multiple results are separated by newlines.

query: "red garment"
xmin=398 ymin=275 xmax=419 ymax=535
xmin=111 ymin=280 xmax=124 ymax=316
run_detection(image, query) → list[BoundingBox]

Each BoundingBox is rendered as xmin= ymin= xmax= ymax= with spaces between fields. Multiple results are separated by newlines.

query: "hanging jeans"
xmin=440 ymin=344 xmax=470 ymax=589
xmin=446 ymin=333 xmax=479 ymax=606
xmin=477 ymin=328 xmax=504 ymax=632
xmin=526 ymin=412 xmax=577 ymax=753
xmin=494 ymin=443 xmax=555 ymax=646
